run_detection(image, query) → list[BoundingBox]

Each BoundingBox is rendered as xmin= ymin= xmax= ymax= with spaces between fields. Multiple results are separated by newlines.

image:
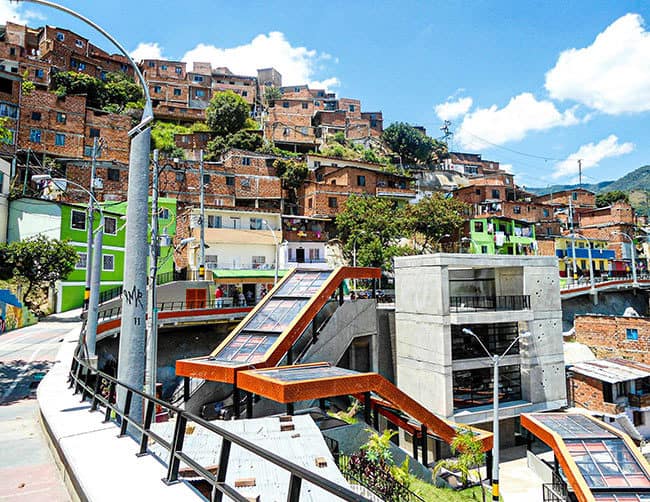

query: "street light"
xmin=568 ymin=232 xmax=595 ymax=293
xmin=434 ymin=233 xmax=451 ymax=252
xmin=351 ymin=231 xmax=367 ymax=292
xmin=612 ymin=231 xmax=638 ymax=286
xmin=32 ymin=174 xmax=104 ymax=365
xmin=262 ymin=219 xmax=279 ymax=285
xmin=461 ymin=237 xmax=481 ymax=254
xmin=461 ymin=327 xmax=531 ymax=502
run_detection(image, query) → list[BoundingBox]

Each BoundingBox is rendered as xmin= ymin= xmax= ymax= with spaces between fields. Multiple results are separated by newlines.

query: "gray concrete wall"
xmin=376 ymin=305 xmax=396 ymax=382
xmin=561 ymin=290 xmax=649 ymax=331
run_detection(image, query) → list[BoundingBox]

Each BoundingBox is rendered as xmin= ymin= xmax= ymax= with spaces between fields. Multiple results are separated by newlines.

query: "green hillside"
xmin=603 ymin=165 xmax=650 ymax=193
xmin=526 ymin=181 xmax=612 ymax=196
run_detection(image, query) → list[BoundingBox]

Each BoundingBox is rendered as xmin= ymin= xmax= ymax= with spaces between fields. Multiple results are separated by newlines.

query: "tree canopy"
xmin=1 ymin=236 xmax=78 ymax=311
xmin=404 ymin=193 xmax=468 ymax=253
xmin=206 ymin=90 xmax=251 ymax=137
xmin=382 ymin=122 xmax=448 ymax=165
xmin=596 ymin=190 xmax=629 ymax=208
xmin=51 ymin=71 xmax=143 ymax=112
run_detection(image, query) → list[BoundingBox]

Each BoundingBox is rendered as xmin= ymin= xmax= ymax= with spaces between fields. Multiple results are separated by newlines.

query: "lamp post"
xmin=351 ymin=231 xmax=367 ymax=292
xmin=32 ymin=174 xmax=104 ymax=364
xmin=462 ymin=328 xmax=531 ymax=502
xmin=461 ymin=237 xmax=481 ymax=254
xmin=262 ymin=219 xmax=279 ymax=285
xmin=612 ymin=231 xmax=638 ymax=286
xmin=569 ymin=232 xmax=595 ymax=293
xmin=83 ymin=136 xmax=102 ymax=310
xmin=199 ymin=150 xmax=205 ymax=280
xmin=434 ymin=233 xmax=451 ymax=253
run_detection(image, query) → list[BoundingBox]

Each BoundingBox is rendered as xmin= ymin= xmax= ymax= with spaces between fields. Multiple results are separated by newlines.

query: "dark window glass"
xmin=31 ymin=111 xmax=41 ymax=120
xmin=453 ymin=364 xmax=521 ymax=410
xmin=107 ymin=168 xmax=119 ymax=181
xmin=452 ymin=323 xmax=519 ymax=360
xmin=226 ymin=176 xmax=235 ymax=186
xmin=71 ymin=209 xmax=86 ymax=230
xmin=328 ymin=197 xmax=338 ymax=208
xmin=357 ymin=175 xmax=366 ymax=187
xmin=474 ymin=221 xmax=484 ymax=233
xmin=89 ymin=128 xmax=100 ymax=138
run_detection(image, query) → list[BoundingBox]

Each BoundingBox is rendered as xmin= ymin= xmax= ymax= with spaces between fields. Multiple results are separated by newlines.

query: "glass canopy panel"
xmin=243 ymin=299 xmax=308 ymax=332
xmin=215 ymin=332 xmax=279 ymax=363
xmin=254 ymin=365 xmax=360 ymax=383
xmin=275 ymin=271 xmax=331 ymax=297
xmin=566 ymin=439 xmax=650 ymax=490
xmin=534 ymin=413 xmax=616 ymax=439
xmin=594 ymin=494 xmax=650 ymax=501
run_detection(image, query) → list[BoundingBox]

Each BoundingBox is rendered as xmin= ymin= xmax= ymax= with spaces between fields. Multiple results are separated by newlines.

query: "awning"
xmin=211 ymin=269 xmax=288 ymax=284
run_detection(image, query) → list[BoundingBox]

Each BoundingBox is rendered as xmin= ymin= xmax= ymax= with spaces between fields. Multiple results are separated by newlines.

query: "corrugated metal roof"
xmin=569 ymin=358 xmax=650 ymax=383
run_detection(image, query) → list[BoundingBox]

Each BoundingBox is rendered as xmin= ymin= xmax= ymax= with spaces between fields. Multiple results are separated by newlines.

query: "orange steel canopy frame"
xmin=521 ymin=412 xmax=650 ymax=502
xmin=176 ymin=266 xmax=381 ymax=384
xmin=237 ymin=363 xmax=494 ymax=452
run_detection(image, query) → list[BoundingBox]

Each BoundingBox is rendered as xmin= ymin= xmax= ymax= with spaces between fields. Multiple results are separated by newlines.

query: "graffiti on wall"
xmin=0 ymin=289 xmax=31 ymax=334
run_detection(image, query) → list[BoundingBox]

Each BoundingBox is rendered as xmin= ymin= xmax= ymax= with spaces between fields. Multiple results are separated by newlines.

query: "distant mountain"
xmin=604 ymin=165 xmax=650 ymax=193
xmin=526 ymin=181 xmax=613 ymax=196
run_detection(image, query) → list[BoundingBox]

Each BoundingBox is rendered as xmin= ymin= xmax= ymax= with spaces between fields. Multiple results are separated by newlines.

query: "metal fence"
xmin=96 ymin=298 xmax=251 ymax=323
xmin=68 ymin=355 xmax=371 ymax=502
xmin=449 ymin=295 xmax=531 ymax=312
xmin=542 ymin=472 xmax=568 ymax=501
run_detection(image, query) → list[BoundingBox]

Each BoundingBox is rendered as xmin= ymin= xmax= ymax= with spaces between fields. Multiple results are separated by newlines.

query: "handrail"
xmin=449 ymin=295 xmax=530 ymax=312
xmin=68 ymin=355 xmax=370 ymax=502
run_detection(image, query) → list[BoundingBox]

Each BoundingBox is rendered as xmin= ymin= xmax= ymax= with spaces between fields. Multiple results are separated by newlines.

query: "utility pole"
xmin=578 ymin=159 xmax=582 ymax=189
xmin=145 ymin=150 xmax=160 ymax=395
xmin=199 ymin=149 xmax=205 ymax=280
xmin=569 ymin=197 xmax=577 ymax=284
xmin=84 ymin=137 xmax=99 ymax=311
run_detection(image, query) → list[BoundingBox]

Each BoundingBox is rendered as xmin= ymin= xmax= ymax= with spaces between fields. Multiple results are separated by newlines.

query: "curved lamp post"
xmin=262 ymin=219 xmax=279 ymax=285
xmin=462 ymin=328 xmax=531 ymax=502
xmin=32 ymin=174 xmax=104 ymax=364
xmin=612 ymin=231 xmax=638 ymax=287
xmin=461 ymin=236 xmax=481 ymax=254
xmin=568 ymin=232 xmax=595 ymax=293
xmin=18 ymin=0 xmax=154 ymax=420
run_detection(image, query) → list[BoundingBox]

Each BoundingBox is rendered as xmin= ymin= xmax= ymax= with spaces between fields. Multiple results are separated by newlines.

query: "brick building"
xmin=443 ymin=152 xmax=504 ymax=177
xmin=300 ymin=154 xmax=415 ymax=217
xmin=575 ymin=314 xmax=650 ymax=364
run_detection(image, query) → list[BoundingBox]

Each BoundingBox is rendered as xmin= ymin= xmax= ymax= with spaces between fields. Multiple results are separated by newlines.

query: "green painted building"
xmin=8 ymin=197 xmax=177 ymax=312
xmin=468 ymin=216 xmax=537 ymax=255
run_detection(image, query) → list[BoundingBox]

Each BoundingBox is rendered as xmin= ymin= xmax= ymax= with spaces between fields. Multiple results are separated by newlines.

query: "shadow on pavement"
xmin=0 ymin=359 xmax=55 ymax=405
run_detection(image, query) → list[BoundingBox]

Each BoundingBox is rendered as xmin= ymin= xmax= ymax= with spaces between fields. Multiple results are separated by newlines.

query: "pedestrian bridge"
xmin=560 ymin=276 xmax=650 ymax=300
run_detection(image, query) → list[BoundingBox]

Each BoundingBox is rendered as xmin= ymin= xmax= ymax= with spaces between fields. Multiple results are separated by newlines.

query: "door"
xmin=296 ymin=248 xmax=305 ymax=263
xmin=185 ymin=288 xmax=206 ymax=309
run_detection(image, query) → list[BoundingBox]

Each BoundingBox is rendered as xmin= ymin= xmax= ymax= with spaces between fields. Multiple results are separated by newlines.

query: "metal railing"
xmin=560 ymin=273 xmax=650 ymax=291
xmin=542 ymin=471 xmax=568 ymax=501
xmin=67 ymin=355 xmax=371 ymax=502
xmin=449 ymin=295 xmax=531 ymax=312
xmin=98 ymin=285 xmax=124 ymax=304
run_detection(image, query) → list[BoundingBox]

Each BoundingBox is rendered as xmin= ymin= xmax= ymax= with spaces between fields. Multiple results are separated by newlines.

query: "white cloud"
xmin=309 ymin=77 xmax=341 ymax=91
xmin=434 ymin=96 xmax=473 ymax=121
xmin=182 ymin=32 xmax=338 ymax=88
xmin=552 ymin=135 xmax=634 ymax=179
xmin=0 ymin=1 xmax=43 ymax=24
xmin=545 ymin=13 xmax=650 ymax=114
xmin=130 ymin=42 xmax=164 ymax=62
xmin=456 ymin=92 xmax=581 ymax=150
xmin=500 ymin=163 xmax=514 ymax=173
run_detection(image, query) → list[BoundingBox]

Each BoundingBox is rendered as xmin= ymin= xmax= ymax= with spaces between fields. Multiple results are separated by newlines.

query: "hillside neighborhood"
xmin=1 ymin=9 xmax=650 ymax=502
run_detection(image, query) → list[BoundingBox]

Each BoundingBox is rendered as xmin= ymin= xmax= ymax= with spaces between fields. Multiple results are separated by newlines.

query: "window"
xmin=283 ymin=127 xmax=290 ymax=136
xmin=349 ymin=104 xmax=355 ymax=112
xmin=104 ymin=216 xmax=117 ymax=235
xmin=315 ymin=100 xmax=321 ymax=106
xmin=175 ymin=66 xmax=182 ymax=74
xmin=89 ymin=128 xmax=100 ymax=138
xmin=308 ymin=198 xmax=313 ymax=209
xmin=55 ymin=133 xmax=66 ymax=146
xmin=35 ymin=69 xmax=44 ymax=78
xmin=300 ymin=126 xmax=308 ymax=135
xmin=328 ymin=197 xmax=338 ymax=208
xmin=474 ymin=221 xmax=484 ymax=233
xmin=250 ymin=218 xmax=264 ymax=230
xmin=572 ymin=192 xmax=578 ymax=201
xmin=203 ymin=174 xmax=210 ymax=184
xmin=71 ymin=209 xmax=86 ymax=230
xmin=193 ymin=75 xmax=204 ymax=82
xmin=0 ymin=103 xmax=17 ymax=118
xmin=158 ymin=208 xmax=170 ymax=219
xmin=30 ymin=128 xmax=41 ymax=143
xmin=242 ymin=91 xmax=248 ymax=97
xmin=475 ymin=189 xmax=481 ymax=195
xmin=309 ymin=248 xmax=320 ymax=262
xmin=195 ymin=89 xmax=205 ymax=97
xmin=148 ymin=61 xmax=155 ymax=68
xmin=283 ymin=101 xmax=289 ymax=108
xmin=627 ymin=328 xmax=639 ymax=341
xmin=230 ymin=217 xmax=241 ymax=229
xmin=543 ymin=208 xmax=550 ymax=218
xmin=252 ymin=256 xmax=266 ymax=269
xmin=175 ymin=171 xmax=185 ymax=182
xmin=491 ymin=189 xmax=500 ymax=199
xmin=76 ymin=252 xmax=87 ymax=269
xmin=31 ymin=111 xmax=41 ymax=120
xmin=242 ymin=157 xmax=251 ymax=166
xmin=316 ymin=173 xmax=324 ymax=182
xmin=100 ymin=71 xmax=107 ymax=81
xmin=70 ymin=58 xmax=78 ymax=69
xmin=226 ymin=176 xmax=235 ymax=186
xmin=9 ymin=47 xmax=15 ymax=56
xmin=107 ymin=168 xmax=120 ymax=181
xmin=102 ymin=254 xmax=115 ymax=271
xmin=302 ymin=102 xmax=308 ymax=109
xmin=78 ymin=62 xmax=86 ymax=71
xmin=330 ymin=180 xmax=336 ymax=185
xmin=153 ymin=85 xmax=161 ymax=93
xmin=161 ymin=64 xmax=168 ymax=70
xmin=205 ymin=255 xmax=218 ymax=270
xmin=453 ymin=364 xmax=522 ymax=410
xmin=56 ymin=32 xmax=64 ymax=41
xmin=56 ymin=112 xmax=66 ymax=124
xmin=207 ymin=215 xmax=221 ymax=228
xmin=83 ymin=145 xmax=93 ymax=157
xmin=173 ymin=88 xmax=181 ymax=96
xmin=513 ymin=206 xmax=521 ymax=214
xmin=357 ymin=175 xmax=366 ymax=187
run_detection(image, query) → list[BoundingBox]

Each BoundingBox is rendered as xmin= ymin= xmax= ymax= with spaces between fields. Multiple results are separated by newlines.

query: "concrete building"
xmin=0 ymin=158 xmax=9 ymax=242
xmin=393 ymin=254 xmax=566 ymax=449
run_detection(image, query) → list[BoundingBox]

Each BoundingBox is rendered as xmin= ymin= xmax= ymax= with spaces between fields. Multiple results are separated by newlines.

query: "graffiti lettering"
xmin=122 ymin=286 xmax=144 ymax=309
xmin=134 ymin=317 xmax=141 ymax=326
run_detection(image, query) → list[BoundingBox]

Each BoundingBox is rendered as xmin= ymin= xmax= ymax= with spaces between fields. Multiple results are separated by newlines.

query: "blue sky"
xmin=4 ymin=0 xmax=650 ymax=188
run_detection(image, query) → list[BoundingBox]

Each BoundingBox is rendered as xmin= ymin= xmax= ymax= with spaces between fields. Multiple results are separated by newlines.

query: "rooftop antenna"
xmin=440 ymin=120 xmax=453 ymax=149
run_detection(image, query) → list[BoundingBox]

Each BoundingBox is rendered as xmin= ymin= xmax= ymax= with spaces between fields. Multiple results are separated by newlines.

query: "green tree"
xmin=433 ymin=427 xmax=486 ymax=501
xmin=151 ymin=121 xmax=190 ymax=158
xmin=596 ymin=190 xmax=629 ymax=207
xmin=382 ymin=122 xmax=448 ymax=165
xmin=102 ymin=72 xmax=145 ymax=112
xmin=7 ymin=236 xmax=78 ymax=311
xmin=206 ymin=90 xmax=251 ymax=137
xmin=263 ymin=86 xmax=282 ymax=106
xmin=273 ymin=158 xmax=308 ymax=210
xmin=405 ymin=194 xmax=468 ymax=253
xmin=0 ymin=243 xmax=13 ymax=280
xmin=50 ymin=71 xmax=143 ymax=112
xmin=335 ymin=195 xmax=409 ymax=269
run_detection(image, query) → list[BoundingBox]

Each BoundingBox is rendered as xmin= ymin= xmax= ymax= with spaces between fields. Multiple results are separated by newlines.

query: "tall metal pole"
xmin=145 ymin=150 xmax=160 ymax=395
xmin=85 ymin=221 xmax=103 ymax=366
xmin=84 ymin=136 xmax=98 ymax=311
xmin=20 ymin=0 xmax=154 ymax=431
xmin=569 ymin=198 xmax=577 ymax=284
xmin=199 ymin=149 xmax=205 ymax=280
xmin=491 ymin=356 xmax=499 ymax=502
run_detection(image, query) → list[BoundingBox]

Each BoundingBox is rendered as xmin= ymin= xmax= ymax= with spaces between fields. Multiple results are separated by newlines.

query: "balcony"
xmin=283 ymin=229 xmax=329 ymax=242
xmin=375 ymin=186 xmax=416 ymax=199
xmin=556 ymin=248 xmax=615 ymax=260
xmin=449 ymin=295 xmax=531 ymax=312
xmin=628 ymin=393 xmax=650 ymax=408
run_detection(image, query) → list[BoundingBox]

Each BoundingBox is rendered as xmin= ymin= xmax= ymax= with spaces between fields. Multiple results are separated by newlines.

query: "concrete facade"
xmin=393 ymin=254 xmax=566 ymax=437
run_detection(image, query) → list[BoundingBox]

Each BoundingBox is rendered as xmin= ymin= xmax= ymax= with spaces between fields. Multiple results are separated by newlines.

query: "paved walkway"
xmin=499 ymin=445 xmax=544 ymax=502
xmin=0 ymin=312 xmax=81 ymax=501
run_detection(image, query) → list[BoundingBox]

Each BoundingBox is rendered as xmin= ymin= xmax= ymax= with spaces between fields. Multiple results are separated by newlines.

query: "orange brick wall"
xmin=575 ymin=315 xmax=650 ymax=364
